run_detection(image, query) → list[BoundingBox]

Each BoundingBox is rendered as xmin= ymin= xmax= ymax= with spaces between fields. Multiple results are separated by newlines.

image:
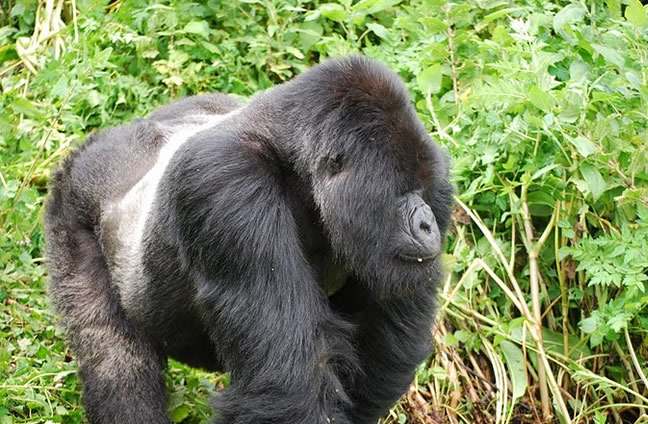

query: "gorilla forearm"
xmin=150 ymin=138 xmax=359 ymax=422
xmin=348 ymin=293 xmax=438 ymax=423
xmin=197 ymin=273 xmax=356 ymax=424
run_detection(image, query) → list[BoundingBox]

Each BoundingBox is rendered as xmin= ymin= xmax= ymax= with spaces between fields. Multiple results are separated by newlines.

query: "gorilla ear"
xmin=325 ymin=154 xmax=344 ymax=176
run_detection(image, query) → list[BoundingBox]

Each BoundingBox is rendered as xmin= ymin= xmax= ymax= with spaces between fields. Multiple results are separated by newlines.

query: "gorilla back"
xmin=44 ymin=56 xmax=453 ymax=424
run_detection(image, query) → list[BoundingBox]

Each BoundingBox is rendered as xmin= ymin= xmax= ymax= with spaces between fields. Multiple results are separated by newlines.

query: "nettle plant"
xmin=562 ymin=207 xmax=648 ymax=347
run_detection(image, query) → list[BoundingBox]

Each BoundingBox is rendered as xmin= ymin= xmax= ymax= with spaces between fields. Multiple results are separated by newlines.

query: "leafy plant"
xmin=1 ymin=0 xmax=647 ymax=423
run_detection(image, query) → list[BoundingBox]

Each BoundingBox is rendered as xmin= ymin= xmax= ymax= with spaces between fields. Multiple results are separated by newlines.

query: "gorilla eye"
xmin=325 ymin=154 xmax=344 ymax=175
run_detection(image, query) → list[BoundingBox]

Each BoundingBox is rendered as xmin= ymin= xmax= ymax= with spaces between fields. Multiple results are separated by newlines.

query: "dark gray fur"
xmin=44 ymin=56 xmax=453 ymax=424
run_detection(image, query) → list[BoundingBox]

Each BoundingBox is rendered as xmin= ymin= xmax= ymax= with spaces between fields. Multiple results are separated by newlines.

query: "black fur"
xmin=44 ymin=56 xmax=453 ymax=424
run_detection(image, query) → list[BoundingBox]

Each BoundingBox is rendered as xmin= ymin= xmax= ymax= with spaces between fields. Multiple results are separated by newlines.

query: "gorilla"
xmin=44 ymin=56 xmax=452 ymax=424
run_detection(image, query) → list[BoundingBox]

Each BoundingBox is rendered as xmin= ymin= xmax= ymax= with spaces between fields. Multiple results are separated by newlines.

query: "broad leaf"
xmin=592 ymin=44 xmax=625 ymax=68
xmin=418 ymin=64 xmax=442 ymax=94
xmin=625 ymin=0 xmax=647 ymax=26
xmin=553 ymin=4 xmax=586 ymax=39
xmin=500 ymin=341 xmax=527 ymax=403
xmin=183 ymin=21 xmax=209 ymax=39
xmin=528 ymin=86 xmax=554 ymax=112
xmin=567 ymin=135 xmax=597 ymax=158
xmin=580 ymin=163 xmax=607 ymax=201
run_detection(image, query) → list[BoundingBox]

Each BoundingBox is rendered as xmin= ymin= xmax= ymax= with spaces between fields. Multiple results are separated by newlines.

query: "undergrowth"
xmin=0 ymin=0 xmax=647 ymax=423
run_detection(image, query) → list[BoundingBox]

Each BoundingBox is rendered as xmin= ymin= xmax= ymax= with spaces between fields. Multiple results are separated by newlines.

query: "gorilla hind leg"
xmin=46 ymin=220 xmax=170 ymax=424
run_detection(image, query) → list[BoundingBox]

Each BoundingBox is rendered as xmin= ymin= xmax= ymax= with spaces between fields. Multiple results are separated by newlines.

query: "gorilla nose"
xmin=411 ymin=204 xmax=441 ymax=259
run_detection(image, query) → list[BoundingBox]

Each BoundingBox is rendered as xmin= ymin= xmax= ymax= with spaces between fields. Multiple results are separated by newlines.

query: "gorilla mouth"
xmin=397 ymin=253 xmax=437 ymax=263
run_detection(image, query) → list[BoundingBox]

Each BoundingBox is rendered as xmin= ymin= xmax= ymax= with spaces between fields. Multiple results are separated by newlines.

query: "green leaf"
xmin=11 ymin=98 xmax=44 ymax=119
xmin=170 ymin=405 xmax=189 ymax=423
xmin=553 ymin=4 xmax=586 ymax=39
xmin=428 ymin=365 xmax=448 ymax=380
xmin=542 ymin=327 xmax=592 ymax=358
xmin=286 ymin=46 xmax=304 ymax=59
xmin=304 ymin=10 xmax=321 ymax=21
xmin=199 ymin=41 xmax=219 ymax=54
xmin=527 ymin=190 xmax=557 ymax=207
xmin=580 ymin=316 xmax=598 ymax=334
xmin=500 ymin=341 xmax=527 ymax=403
xmin=417 ymin=64 xmax=442 ymax=94
xmin=141 ymin=48 xmax=160 ymax=58
xmin=531 ymin=164 xmax=559 ymax=180
xmin=608 ymin=312 xmax=631 ymax=332
xmin=267 ymin=24 xmax=279 ymax=37
xmin=625 ymin=0 xmax=647 ymax=26
xmin=319 ymin=3 xmax=347 ymax=22
xmin=566 ymin=135 xmax=597 ymax=158
xmin=0 ymin=44 xmax=18 ymax=63
xmin=606 ymin=0 xmax=621 ymax=18
xmin=569 ymin=61 xmax=590 ymax=81
xmin=299 ymin=22 xmax=323 ymax=51
xmin=528 ymin=86 xmax=554 ymax=112
xmin=592 ymin=44 xmax=625 ymax=68
xmin=580 ymin=163 xmax=607 ymax=201
xmin=443 ymin=332 xmax=458 ymax=347
xmin=183 ymin=21 xmax=210 ymax=39
xmin=366 ymin=23 xmax=391 ymax=40
xmin=353 ymin=0 xmax=402 ymax=14
xmin=421 ymin=16 xmax=448 ymax=33
xmin=483 ymin=7 xmax=522 ymax=24
xmin=590 ymin=332 xmax=604 ymax=347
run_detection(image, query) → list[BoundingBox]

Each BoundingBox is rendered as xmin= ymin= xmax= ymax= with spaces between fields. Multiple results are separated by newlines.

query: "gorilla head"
xmin=247 ymin=58 xmax=451 ymax=295
xmin=44 ymin=56 xmax=452 ymax=424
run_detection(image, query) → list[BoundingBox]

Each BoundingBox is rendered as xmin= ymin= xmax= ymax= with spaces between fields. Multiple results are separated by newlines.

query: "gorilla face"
xmin=313 ymin=122 xmax=447 ymax=296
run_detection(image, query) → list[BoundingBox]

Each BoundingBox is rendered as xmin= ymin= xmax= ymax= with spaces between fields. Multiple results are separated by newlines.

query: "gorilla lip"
xmin=397 ymin=253 xmax=438 ymax=263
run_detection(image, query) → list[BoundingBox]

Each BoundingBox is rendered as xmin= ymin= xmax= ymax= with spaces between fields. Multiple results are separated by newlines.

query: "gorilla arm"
xmin=344 ymin=283 xmax=438 ymax=424
xmin=166 ymin=133 xmax=357 ymax=424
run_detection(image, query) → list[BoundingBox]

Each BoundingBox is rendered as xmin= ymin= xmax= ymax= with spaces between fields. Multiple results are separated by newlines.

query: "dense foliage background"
xmin=1 ymin=0 xmax=647 ymax=422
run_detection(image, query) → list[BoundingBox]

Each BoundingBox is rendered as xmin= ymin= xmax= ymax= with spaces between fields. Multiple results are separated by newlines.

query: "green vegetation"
xmin=1 ymin=0 xmax=647 ymax=422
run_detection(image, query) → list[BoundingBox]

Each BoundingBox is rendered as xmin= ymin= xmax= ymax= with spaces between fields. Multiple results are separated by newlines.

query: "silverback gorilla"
xmin=44 ymin=56 xmax=453 ymax=424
